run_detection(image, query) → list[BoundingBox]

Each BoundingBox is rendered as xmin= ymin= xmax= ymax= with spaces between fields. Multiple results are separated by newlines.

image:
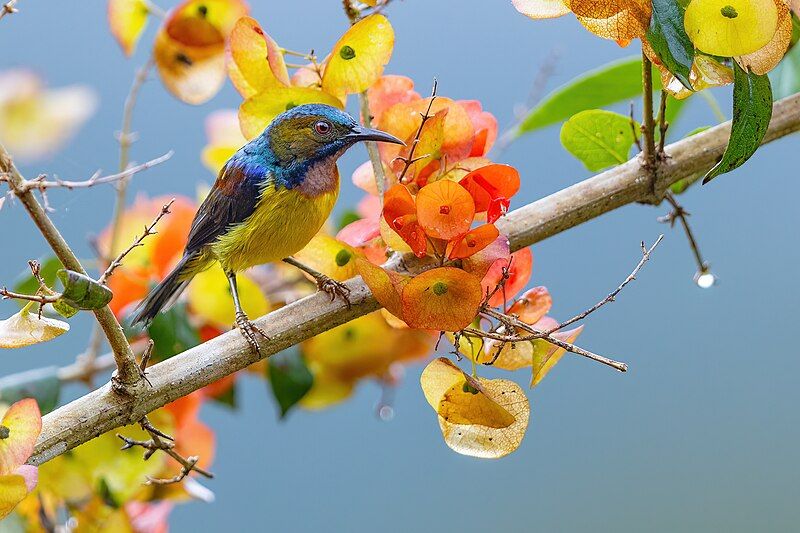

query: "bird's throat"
xmin=295 ymin=156 xmax=341 ymax=198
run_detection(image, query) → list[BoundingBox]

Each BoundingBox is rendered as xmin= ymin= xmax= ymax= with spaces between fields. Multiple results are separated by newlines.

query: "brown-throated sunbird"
xmin=130 ymin=104 xmax=403 ymax=353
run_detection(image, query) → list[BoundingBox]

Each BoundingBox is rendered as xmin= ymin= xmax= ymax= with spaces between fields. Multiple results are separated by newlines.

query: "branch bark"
xmin=28 ymin=91 xmax=800 ymax=466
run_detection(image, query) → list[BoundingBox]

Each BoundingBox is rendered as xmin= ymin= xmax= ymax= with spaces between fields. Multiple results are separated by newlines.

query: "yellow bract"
xmin=321 ymin=14 xmax=395 ymax=104
xmin=188 ymin=269 xmax=269 ymax=329
xmin=238 ymin=86 xmax=343 ymax=139
xmin=0 ymin=304 xmax=69 ymax=349
xmin=512 ymin=0 xmax=571 ymax=18
xmin=201 ymin=109 xmax=246 ymax=174
xmin=227 ymin=16 xmax=290 ymax=98
xmin=294 ymin=234 xmax=360 ymax=282
xmin=685 ymin=0 xmax=779 ymax=57
xmin=420 ymin=358 xmax=530 ymax=459
xmin=0 ymin=70 xmax=96 ymax=162
xmin=108 ymin=0 xmax=149 ymax=56
xmin=0 ymin=475 xmax=28 ymax=520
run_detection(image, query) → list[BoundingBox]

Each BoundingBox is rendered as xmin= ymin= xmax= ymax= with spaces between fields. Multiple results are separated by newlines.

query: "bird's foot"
xmin=315 ymin=275 xmax=351 ymax=308
xmin=235 ymin=311 xmax=269 ymax=355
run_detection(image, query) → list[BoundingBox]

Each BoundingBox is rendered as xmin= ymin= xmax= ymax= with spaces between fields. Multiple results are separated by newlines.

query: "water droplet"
xmin=694 ymin=270 xmax=716 ymax=289
xmin=378 ymin=405 xmax=394 ymax=421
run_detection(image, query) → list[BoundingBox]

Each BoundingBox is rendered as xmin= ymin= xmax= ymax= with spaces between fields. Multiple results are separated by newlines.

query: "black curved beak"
xmin=348 ymin=126 xmax=405 ymax=145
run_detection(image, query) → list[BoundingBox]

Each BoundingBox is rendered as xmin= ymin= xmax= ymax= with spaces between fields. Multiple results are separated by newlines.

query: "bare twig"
xmin=28 ymin=92 xmax=800 ymax=466
xmin=0 ymin=0 xmax=18 ymax=20
xmin=545 ymin=235 xmax=664 ymax=334
xmin=630 ymin=102 xmax=643 ymax=152
xmin=0 ymin=287 xmax=59 ymax=305
xmin=395 ymin=79 xmax=438 ymax=184
xmin=660 ymin=193 xmax=709 ymax=276
xmin=641 ymin=50 xmax=657 ymax=173
xmin=117 ymin=415 xmax=213 ymax=485
xmin=99 ymin=199 xmax=174 ymax=284
xmin=656 ymin=90 xmax=669 ymax=155
xmin=12 ymin=151 xmax=173 ymax=193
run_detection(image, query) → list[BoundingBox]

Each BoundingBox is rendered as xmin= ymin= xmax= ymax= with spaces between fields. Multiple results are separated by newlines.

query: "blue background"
xmin=2 ymin=1 xmax=799 ymax=531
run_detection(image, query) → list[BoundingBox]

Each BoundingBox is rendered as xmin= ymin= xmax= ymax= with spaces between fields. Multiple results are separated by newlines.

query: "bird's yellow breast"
xmin=212 ymin=179 xmax=338 ymax=273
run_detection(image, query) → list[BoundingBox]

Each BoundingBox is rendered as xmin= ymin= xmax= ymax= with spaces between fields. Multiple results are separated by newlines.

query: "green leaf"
xmin=56 ymin=269 xmax=113 ymax=310
xmin=0 ymin=366 xmax=60 ymax=414
xmin=516 ymin=57 xmax=653 ymax=135
xmin=560 ymin=110 xmax=640 ymax=171
xmin=337 ymin=209 xmax=361 ymax=231
xmin=146 ymin=303 xmax=200 ymax=361
xmin=703 ymin=63 xmax=773 ymax=184
xmin=268 ymin=350 xmax=313 ymax=418
xmin=646 ymin=0 xmax=694 ymax=90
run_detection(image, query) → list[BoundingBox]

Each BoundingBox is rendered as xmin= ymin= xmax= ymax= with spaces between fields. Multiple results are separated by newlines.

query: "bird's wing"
xmin=185 ymin=161 xmax=266 ymax=253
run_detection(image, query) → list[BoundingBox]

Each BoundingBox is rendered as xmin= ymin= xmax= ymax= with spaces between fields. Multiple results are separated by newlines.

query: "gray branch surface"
xmin=29 ymin=92 xmax=800 ymax=466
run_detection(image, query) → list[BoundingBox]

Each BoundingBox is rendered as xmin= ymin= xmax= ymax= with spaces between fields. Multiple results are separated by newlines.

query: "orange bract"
xmin=367 ymin=75 xmax=420 ymax=128
xmin=0 ymin=399 xmax=41 ymax=476
xmin=383 ymin=184 xmax=428 ymax=256
xmin=400 ymin=267 xmax=483 ymax=331
xmin=355 ymin=258 xmax=408 ymax=318
xmin=446 ymin=224 xmax=500 ymax=260
xmin=459 ymin=164 xmax=520 ymax=223
xmin=481 ymin=247 xmax=534 ymax=308
xmin=507 ymin=286 xmax=552 ymax=325
xmin=153 ymin=0 xmax=248 ymax=104
xmin=415 ymin=180 xmax=475 ymax=240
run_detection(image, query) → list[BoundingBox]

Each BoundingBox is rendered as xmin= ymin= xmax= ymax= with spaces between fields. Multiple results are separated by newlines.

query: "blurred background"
xmin=1 ymin=1 xmax=799 ymax=531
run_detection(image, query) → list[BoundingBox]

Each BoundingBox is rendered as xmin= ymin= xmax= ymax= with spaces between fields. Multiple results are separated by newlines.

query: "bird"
xmin=130 ymin=103 xmax=403 ymax=353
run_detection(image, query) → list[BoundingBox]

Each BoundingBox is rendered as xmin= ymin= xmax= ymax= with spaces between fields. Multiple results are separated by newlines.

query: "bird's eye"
xmin=314 ymin=120 xmax=333 ymax=136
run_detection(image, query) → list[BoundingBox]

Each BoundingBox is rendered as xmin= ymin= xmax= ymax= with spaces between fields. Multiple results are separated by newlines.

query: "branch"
xmin=0 ymin=143 xmax=144 ymax=392
xmin=0 ymin=0 xmax=18 ymax=20
xmin=28 ymin=91 xmax=800 ymax=466
xmin=99 ymin=198 xmax=174 ymax=285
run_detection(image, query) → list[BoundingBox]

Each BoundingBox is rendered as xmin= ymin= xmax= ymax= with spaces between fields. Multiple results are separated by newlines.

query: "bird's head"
xmin=257 ymin=104 xmax=403 ymax=168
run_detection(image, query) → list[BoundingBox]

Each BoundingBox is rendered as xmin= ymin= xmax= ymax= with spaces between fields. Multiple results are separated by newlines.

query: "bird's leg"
xmin=226 ymin=270 xmax=269 ymax=354
xmin=282 ymin=257 xmax=351 ymax=308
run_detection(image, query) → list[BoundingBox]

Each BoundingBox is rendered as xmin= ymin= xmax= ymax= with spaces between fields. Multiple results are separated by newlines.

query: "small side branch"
xmin=99 ymin=198 xmax=174 ymax=285
xmin=117 ymin=415 xmax=213 ymax=486
xmin=395 ymin=79 xmax=438 ymax=184
xmin=660 ymin=193 xmax=712 ymax=283
xmin=0 ymin=0 xmax=18 ymax=20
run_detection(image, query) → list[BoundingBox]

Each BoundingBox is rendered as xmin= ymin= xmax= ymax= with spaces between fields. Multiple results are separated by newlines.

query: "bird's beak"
xmin=349 ymin=126 xmax=405 ymax=145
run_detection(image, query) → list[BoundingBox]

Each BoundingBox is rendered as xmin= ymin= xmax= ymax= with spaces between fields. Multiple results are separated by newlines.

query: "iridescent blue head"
xmin=249 ymin=104 xmax=403 ymax=169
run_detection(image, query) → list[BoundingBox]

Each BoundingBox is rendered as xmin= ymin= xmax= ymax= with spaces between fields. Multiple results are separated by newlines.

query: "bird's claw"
xmin=316 ymin=276 xmax=351 ymax=308
xmin=235 ymin=311 xmax=269 ymax=355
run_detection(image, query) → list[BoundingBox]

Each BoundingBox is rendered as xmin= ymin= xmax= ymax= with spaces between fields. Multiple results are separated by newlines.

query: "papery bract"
xmin=415 ymin=180 xmax=475 ymax=240
xmin=459 ymin=164 xmax=520 ymax=223
xmin=446 ymin=224 xmax=500 ymax=260
xmin=400 ymin=267 xmax=482 ymax=331
xmin=481 ymin=247 xmax=534 ymax=308
xmin=227 ymin=16 xmax=290 ymax=98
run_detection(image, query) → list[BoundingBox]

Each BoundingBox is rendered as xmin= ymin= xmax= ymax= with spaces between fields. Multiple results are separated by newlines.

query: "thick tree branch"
xmin=28 ymin=92 xmax=800 ymax=466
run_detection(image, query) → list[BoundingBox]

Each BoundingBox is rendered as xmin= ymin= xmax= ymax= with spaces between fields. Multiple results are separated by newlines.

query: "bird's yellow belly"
xmin=212 ymin=184 xmax=337 ymax=272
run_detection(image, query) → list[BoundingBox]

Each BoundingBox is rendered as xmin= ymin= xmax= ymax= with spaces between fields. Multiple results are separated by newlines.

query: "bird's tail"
xmin=130 ymin=252 xmax=199 ymax=328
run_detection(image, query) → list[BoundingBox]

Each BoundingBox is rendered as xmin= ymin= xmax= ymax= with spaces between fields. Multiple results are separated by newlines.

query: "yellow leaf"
xmin=531 ymin=325 xmax=583 ymax=387
xmin=0 ymin=399 xmax=41 ymax=475
xmin=227 ymin=16 xmax=290 ymax=98
xmin=238 ymin=86 xmax=343 ymax=139
xmin=685 ymin=0 xmax=779 ymax=56
xmin=188 ymin=269 xmax=269 ymax=329
xmin=0 ymin=474 xmax=28 ymax=520
xmin=108 ymin=0 xmax=149 ymax=56
xmin=201 ymin=109 xmax=246 ymax=173
xmin=321 ymin=14 xmax=395 ymax=104
xmin=0 ymin=304 xmax=69 ymax=349
xmin=299 ymin=361 xmax=355 ymax=410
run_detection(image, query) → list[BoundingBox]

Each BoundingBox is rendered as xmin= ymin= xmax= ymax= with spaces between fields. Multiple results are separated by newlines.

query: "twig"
xmin=0 ymin=0 xmax=18 ymax=20
xmin=117 ymin=415 xmax=213 ymax=485
xmin=641 ymin=49 xmax=657 ymax=172
xmin=109 ymin=59 xmax=155 ymax=260
xmin=358 ymin=91 xmax=388 ymax=203
xmin=0 ymin=287 xmax=59 ymax=305
xmin=545 ymin=235 xmax=664 ymax=333
xmin=395 ymin=79 xmax=438 ymax=184
xmin=9 ymin=152 xmax=173 ymax=193
xmin=99 ymin=199 xmax=174 ymax=284
xmin=660 ymin=194 xmax=709 ymax=275
xmin=0 ymin=142 xmax=143 ymax=391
